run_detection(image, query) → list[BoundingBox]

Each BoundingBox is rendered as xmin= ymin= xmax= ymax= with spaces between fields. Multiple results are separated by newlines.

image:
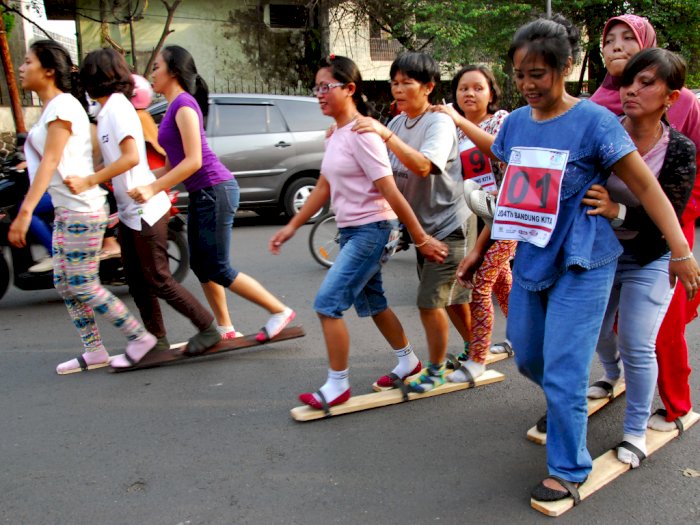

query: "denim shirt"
xmin=492 ymin=100 xmax=635 ymax=291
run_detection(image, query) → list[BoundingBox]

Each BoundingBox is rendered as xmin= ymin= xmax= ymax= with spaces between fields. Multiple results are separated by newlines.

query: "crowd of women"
xmin=9 ymin=10 xmax=700 ymax=507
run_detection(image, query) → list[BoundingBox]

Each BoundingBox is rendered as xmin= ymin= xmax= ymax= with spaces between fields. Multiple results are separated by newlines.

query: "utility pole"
xmin=546 ymin=0 xmax=552 ymax=18
xmin=0 ymin=13 xmax=26 ymax=134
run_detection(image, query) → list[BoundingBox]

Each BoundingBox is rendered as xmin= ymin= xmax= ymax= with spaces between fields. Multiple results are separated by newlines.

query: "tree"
xmin=331 ymin=0 xmax=700 ymax=106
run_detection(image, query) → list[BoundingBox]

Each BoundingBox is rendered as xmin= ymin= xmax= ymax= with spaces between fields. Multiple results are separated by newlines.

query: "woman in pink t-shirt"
xmin=269 ymin=55 xmax=447 ymax=411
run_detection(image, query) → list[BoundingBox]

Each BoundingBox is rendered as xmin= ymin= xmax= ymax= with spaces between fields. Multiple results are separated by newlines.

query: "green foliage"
xmin=2 ymin=12 xmax=14 ymax=34
xmin=344 ymin=0 xmax=700 ymax=97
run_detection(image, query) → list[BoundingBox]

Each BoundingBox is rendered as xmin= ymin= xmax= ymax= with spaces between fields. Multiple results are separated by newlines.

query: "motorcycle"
xmin=0 ymin=140 xmax=190 ymax=302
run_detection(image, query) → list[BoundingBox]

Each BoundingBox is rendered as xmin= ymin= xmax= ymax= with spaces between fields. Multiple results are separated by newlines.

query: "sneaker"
xmin=28 ymin=256 xmax=53 ymax=273
xmin=221 ymin=330 xmax=244 ymax=340
xmin=256 ymin=307 xmax=295 ymax=342
xmin=408 ymin=362 xmax=446 ymax=393
xmin=467 ymin=189 xmax=496 ymax=226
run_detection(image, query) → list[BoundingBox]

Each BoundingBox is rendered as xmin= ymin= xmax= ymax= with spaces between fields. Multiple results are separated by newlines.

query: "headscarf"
xmin=590 ymin=14 xmax=700 ymax=223
xmin=590 ymin=15 xmax=656 ymax=113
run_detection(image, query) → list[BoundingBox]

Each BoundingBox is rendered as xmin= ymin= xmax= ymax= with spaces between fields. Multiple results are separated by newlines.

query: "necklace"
xmin=622 ymin=116 xmax=663 ymax=157
xmin=404 ymin=108 xmax=429 ymax=129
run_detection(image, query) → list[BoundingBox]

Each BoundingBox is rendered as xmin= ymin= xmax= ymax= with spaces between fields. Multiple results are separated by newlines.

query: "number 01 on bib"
xmin=491 ymin=147 xmax=569 ymax=248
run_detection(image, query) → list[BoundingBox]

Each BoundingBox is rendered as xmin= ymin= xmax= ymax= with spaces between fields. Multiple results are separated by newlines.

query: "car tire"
xmin=0 ymin=251 xmax=10 ymax=301
xmin=282 ymin=177 xmax=329 ymax=223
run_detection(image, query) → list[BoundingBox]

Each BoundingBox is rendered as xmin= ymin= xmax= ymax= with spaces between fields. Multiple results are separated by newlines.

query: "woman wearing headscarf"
xmin=590 ymin=14 xmax=700 ymax=431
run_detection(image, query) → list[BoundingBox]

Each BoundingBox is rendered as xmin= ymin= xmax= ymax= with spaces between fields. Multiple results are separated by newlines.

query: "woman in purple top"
xmin=129 ymin=46 xmax=295 ymax=351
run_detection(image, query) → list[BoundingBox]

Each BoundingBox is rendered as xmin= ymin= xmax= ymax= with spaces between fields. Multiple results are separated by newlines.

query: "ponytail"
xmin=194 ymin=73 xmax=210 ymax=121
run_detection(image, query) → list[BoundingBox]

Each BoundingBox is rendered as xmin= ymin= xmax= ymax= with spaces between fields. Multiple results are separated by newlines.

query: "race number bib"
xmin=459 ymin=139 xmax=497 ymax=192
xmin=491 ymin=147 xmax=568 ymax=248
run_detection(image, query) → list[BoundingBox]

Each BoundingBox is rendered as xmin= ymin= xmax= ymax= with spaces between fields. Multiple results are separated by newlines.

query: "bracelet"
xmin=414 ymin=235 xmax=432 ymax=248
xmin=670 ymin=254 xmax=694 ymax=262
xmin=383 ymin=132 xmax=394 ymax=143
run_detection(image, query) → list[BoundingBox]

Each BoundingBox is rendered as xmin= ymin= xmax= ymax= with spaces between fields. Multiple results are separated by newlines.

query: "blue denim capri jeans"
xmin=314 ymin=220 xmax=398 ymax=318
xmin=187 ymin=179 xmax=240 ymax=287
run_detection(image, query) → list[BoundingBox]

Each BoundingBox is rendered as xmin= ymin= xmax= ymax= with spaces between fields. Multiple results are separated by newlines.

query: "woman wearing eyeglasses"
xmin=269 ymin=55 xmax=446 ymax=410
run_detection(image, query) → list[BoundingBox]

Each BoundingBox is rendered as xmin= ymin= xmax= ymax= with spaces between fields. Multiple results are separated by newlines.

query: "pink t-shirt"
xmin=321 ymin=121 xmax=397 ymax=227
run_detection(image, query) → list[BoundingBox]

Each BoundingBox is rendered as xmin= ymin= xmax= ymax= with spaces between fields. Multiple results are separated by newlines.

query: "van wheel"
xmin=282 ymin=177 xmax=329 ymax=223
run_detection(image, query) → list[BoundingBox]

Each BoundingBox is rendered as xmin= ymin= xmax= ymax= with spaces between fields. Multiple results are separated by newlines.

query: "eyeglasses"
xmin=312 ymin=82 xmax=345 ymax=96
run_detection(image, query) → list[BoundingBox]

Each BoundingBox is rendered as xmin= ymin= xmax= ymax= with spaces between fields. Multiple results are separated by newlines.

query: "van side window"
xmin=276 ymin=100 xmax=330 ymax=132
xmin=209 ymin=104 xmax=287 ymax=136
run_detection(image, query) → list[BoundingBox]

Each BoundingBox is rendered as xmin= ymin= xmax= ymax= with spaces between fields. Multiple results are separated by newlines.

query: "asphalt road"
xmin=1 ymin=215 xmax=698 ymax=525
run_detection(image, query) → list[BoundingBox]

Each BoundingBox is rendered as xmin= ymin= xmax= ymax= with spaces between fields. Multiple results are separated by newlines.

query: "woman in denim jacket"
xmin=454 ymin=16 xmax=699 ymax=505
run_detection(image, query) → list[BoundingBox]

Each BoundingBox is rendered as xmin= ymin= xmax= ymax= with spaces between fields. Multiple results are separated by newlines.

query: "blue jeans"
xmin=314 ymin=220 xmax=397 ymax=318
xmin=187 ymin=179 xmax=240 ymax=286
xmin=507 ymin=262 xmax=616 ymax=482
xmin=28 ymin=192 xmax=53 ymax=253
xmin=596 ymin=252 xmax=673 ymax=437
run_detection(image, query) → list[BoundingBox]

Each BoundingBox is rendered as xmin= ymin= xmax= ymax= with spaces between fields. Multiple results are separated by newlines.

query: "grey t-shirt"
xmin=387 ymin=111 xmax=470 ymax=240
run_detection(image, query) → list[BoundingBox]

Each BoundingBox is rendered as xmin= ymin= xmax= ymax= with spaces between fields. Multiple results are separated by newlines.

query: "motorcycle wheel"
xmin=168 ymin=228 xmax=189 ymax=283
xmin=0 ymin=251 xmax=10 ymax=301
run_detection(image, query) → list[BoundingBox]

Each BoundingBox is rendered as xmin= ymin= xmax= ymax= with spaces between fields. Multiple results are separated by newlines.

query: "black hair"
xmin=160 ymin=45 xmax=209 ymax=119
xmin=450 ymin=64 xmax=502 ymax=116
xmin=318 ymin=54 xmax=370 ymax=116
xmin=508 ymin=14 xmax=580 ymax=74
xmin=80 ymin=48 xmax=134 ymax=100
xmin=621 ymin=48 xmax=687 ymax=91
xmin=390 ymin=52 xmax=440 ymax=97
xmin=29 ymin=39 xmax=86 ymax=110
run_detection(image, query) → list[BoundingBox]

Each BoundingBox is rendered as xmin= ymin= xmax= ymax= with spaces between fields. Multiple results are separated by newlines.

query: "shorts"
xmin=416 ymin=215 xmax=477 ymax=309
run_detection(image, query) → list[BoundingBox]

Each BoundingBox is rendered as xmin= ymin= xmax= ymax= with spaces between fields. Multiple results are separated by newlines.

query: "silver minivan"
xmin=150 ymin=94 xmax=333 ymax=219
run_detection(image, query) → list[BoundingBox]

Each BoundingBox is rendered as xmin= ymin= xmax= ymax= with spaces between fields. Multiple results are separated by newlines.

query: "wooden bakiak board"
xmin=291 ymin=369 xmax=505 ymax=421
xmin=527 ymin=380 xmax=627 ymax=445
xmin=531 ymin=411 xmax=699 ymax=516
xmin=110 ymin=326 xmax=305 ymax=372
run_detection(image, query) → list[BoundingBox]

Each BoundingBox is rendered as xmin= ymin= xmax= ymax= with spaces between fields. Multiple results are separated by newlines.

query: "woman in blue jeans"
xmin=269 ymin=55 xmax=446 ymax=410
xmin=585 ymin=48 xmax=696 ymax=467
xmin=455 ymin=16 xmax=699 ymax=504
xmin=129 ymin=45 xmax=294 ymax=350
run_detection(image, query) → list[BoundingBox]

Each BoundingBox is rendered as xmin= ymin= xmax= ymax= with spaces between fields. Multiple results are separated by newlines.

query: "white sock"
xmin=316 ymin=368 xmax=349 ymax=403
xmin=217 ymin=325 xmax=235 ymax=335
xmin=647 ymin=413 xmax=679 ymax=432
xmin=447 ymin=359 xmax=485 ymax=383
xmin=391 ymin=343 xmax=419 ymax=378
xmin=587 ymin=375 xmax=621 ymax=399
xmin=618 ymin=433 xmax=647 ymax=468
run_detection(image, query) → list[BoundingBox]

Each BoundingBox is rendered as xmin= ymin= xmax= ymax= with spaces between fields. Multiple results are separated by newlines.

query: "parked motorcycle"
xmin=0 ymin=143 xmax=189 ymax=302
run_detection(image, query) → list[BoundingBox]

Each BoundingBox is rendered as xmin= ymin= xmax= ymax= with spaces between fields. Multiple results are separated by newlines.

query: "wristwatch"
xmin=610 ymin=203 xmax=627 ymax=228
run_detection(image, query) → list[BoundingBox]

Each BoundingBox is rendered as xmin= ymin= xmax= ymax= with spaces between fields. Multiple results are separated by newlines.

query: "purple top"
xmin=158 ymin=92 xmax=232 ymax=192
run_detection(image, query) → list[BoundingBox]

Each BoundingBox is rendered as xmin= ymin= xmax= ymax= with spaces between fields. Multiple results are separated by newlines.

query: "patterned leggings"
xmin=469 ymin=240 xmax=517 ymax=363
xmin=53 ymin=208 xmax=145 ymax=352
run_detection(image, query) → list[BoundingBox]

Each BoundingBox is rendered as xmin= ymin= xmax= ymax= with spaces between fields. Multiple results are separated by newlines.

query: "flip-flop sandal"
xmin=616 ymin=440 xmax=647 ymax=467
xmin=589 ymin=380 xmax=615 ymax=400
xmin=535 ymin=412 xmax=548 ymax=433
xmin=652 ymin=408 xmax=685 ymax=435
xmin=451 ymin=363 xmax=476 ymax=387
xmin=531 ymin=475 xmax=584 ymax=505
xmin=57 ymin=354 xmax=111 ymax=375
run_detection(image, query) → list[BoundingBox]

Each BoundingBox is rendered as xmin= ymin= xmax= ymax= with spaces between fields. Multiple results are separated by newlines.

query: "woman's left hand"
xmin=583 ymin=184 xmax=619 ymax=219
xmin=128 ymin=184 xmax=155 ymax=204
xmin=8 ymin=213 xmax=31 ymax=248
xmin=352 ymin=116 xmax=389 ymax=139
xmin=670 ymin=256 xmax=700 ymax=300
